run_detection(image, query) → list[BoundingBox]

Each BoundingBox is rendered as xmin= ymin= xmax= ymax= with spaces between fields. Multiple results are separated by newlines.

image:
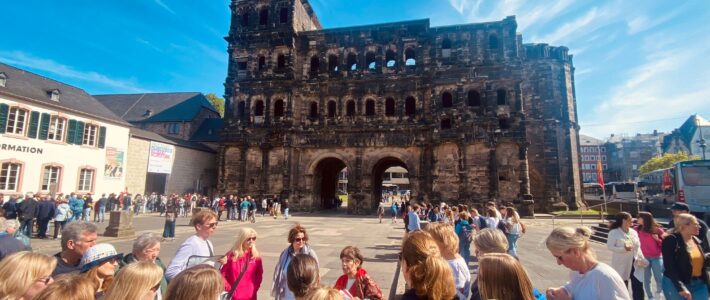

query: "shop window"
xmin=497 ymin=89 xmax=507 ymax=105
xmin=347 ymin=53 xmax=357 ymax=71
xmin=442 ymin=92 xmax=453 ymax=108
xmin=273 ymin=99 xmax=285 ymax=117
xmin=385 ymin=98 xmax=395 ymax=116
xmin=48 ymin=116 xmax=67 ymax=141
xmin=405 ymin=97 xmax=416 ymax=116
xmin=6 ymin=107 xmax=29 ymax=135
xmin=0 ymin=162 xmax=21 ymax=191
xmin=346 ymin=100 xmax=355 ymax=116
xmin=327 ymin=101 xmax=336 ymax=118
xmin=259 ymin=8 xmax=269 ymax=26
xmin=41 ymin=165 xmax=61 ymax=191
xmin=365 ymin=99 xmax=375 ymax=116
xmin=309 ymin=102 xmax=319 ymax=119
xmin=386 ymin=50 xmax=396 ymax=68
xmin=442 ymin=38 xmax=452 ymax=58
xmin=78 ymin=168 xmax=94 ymax=192
xmin=468 ymin=90 xmax=481 ymax=107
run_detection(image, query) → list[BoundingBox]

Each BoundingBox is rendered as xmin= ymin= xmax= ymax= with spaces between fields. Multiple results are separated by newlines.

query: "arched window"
xmin=309 ymin=102 xmax=318 ymax=119
xmin=241 ymin=12 xmax=249 ymax=27
xmin=259 ymin=8 xmax=269 ymax=26
xmin=489 ymin=34 xmax=499 ymax=49
xmin=277 ymin=54 xmax=286 ymax=69
xmin=310 ymin=56 xmax=320 ymax=74
xmin=365 ymin=99 xmax=375 ymax=116
xmin=441 ymin=118 xmax=452 ymax=130
xmin=258 ymin=56 xmax=266 ymax=71
xmin=385 ymin=50 xmax=396 ymax=68
xmin=366 ymin=52 xmax=376 ymax=70
xmin=279 ymin=7 xmax=288 ymax=23
xmin=385 ymin=98 xmax=395 ymax=116
xmin=405 ymin=48 xmax=416 ymax=66
xmin=497 ymin=89 xmax=507 ymax=105
xmin=468 ymin=90 xmax=481 ymax=106
xmin=237 ymin=101 xmax=246 ymax=118
xmin=346 ymin=53 xmax=357 ymax=71
xmin=328 ymin=55 xmax=339 ymax=72
xmin=346 ymin=100 xmax=355 ymax=116
xmin=405 ymin=97 xmax=416 ymax=116
xmin=327 ymin=101 xmax=337 ymax=118
xmin=254 ymin=100 xmax=265 ymax=116
xmin=273 ymin=99 xmax=285 ymax=117
xmin=442 ymin=92 xmax=453 ymax=108
xmin=442 ymin=38 xmax=452 ymax=58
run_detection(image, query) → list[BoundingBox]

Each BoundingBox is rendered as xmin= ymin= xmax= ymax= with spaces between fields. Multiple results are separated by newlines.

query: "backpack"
xmin=459 ymin=223 xmax=473 ymax=244
xmin=478 ymin=217 xmax=487 ymax=229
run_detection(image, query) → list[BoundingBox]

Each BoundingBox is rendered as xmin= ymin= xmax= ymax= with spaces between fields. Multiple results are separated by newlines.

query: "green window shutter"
xmin=38 ymin=113 xmax=50 ymax=140
xmin=0 ymin=103 xmax=8 ymax=134
xmin=75 ymin=121 xmax=85 ymax=145
xmin=66 ymin=119 xmax=77 ymax=144
xmin=28 ymin=111 xmax=40 ymax=138
xmin=98 ymin=126 xmax=107 ymax=149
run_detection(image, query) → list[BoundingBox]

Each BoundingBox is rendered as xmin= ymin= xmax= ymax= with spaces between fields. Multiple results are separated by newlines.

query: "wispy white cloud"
xmin=136 ymin=37 xmax=163 ymax=53
xmin=626 ymin=5 xmax=686 ymax=35
xmin=154 ymin=0 xmax=176 ymax=15
xmin=516 ymin=0 xmax=575 ymax=32
xmin=536 ymin=6 xmax=617 ymax=45
xmin=0 ymin=50 xmax=149 ymax=93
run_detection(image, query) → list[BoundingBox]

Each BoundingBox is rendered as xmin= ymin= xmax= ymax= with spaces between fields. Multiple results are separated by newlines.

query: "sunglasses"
xmin=293 ymin=237 xmax=306 ymax=242
xmin=150 ymin=281 xmax=161 ymax=292
xmin=206 ymin=222 xmax=218 ymax=228
xmin=247 ymin=237 xmax=257 ymax=241
xmin=37 ymin=276 xmax=52 ymax=285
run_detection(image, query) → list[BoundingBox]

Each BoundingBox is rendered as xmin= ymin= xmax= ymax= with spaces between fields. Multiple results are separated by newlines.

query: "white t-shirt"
xmin=563 ymin=262 xmax=630 ymax=300
xmin=447 ymin=256 xmax=471 ymax=300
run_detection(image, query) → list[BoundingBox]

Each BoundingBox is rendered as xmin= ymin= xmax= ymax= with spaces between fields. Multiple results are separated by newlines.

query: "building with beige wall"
xmin=0 ymin=63 xmax=131 ymax=197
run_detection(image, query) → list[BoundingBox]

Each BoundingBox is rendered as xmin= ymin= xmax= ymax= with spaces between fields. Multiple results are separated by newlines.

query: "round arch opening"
xmin=313 ymin=157 xmax=347 ymax=210
xmin=372 ymin=157 xmax=410 ymax=210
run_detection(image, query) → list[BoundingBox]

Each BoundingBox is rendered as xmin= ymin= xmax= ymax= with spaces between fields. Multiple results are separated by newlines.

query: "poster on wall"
xmin=148 ymin=141 xmax=175 ymax=174
xmin=104 ymin=147 xmax=125 ymax=179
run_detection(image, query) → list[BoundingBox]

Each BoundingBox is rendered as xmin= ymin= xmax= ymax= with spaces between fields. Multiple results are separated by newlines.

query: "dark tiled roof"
xmin=93 ymin=92 xmax=218 ymax=123
xmin=0 ymin=63 xmax=130 ymax=126
xmin=129 ymin=127 xmax=216 ymax=153
xmin=191 ymin=118 xmax=223 ymax=142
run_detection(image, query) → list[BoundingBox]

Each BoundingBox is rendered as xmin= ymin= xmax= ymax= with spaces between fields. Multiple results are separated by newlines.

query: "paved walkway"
xmin=30 ymin=212 xmax=617 ymax=298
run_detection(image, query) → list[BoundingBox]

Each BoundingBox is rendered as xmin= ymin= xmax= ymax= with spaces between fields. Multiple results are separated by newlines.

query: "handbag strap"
xmin=226 ymin=252 xmax=252 ymax=298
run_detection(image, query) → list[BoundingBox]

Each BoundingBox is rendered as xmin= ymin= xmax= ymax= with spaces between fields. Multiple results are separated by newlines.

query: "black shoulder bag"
xmin=221 ymin=252 xmax=252 ymax=300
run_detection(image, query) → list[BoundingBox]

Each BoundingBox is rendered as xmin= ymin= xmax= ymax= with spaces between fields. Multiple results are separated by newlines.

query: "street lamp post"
xmin=697 ymin=118 xmax=707 ymax=160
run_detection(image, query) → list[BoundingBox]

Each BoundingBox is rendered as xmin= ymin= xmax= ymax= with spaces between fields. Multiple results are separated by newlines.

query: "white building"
xmin=0 ymin=63 xmax=131 ymax=197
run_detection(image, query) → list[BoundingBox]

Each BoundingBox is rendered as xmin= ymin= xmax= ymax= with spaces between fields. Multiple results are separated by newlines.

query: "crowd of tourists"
xmin=1 ymin=190 xmax=709 ymax=300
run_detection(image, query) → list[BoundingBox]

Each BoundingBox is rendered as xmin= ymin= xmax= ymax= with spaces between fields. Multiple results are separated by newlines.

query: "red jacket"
xmin=221 ymin=249 xmax=263 ymax=300
xmin=334 ymin=268 xmax=382 ymax=300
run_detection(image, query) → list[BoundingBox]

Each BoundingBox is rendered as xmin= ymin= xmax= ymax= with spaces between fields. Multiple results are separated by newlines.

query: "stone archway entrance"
xmin=371 ymin=157 xmax=409 ymax=210
xmin=313 ymin=157 xmax=347 ymax=210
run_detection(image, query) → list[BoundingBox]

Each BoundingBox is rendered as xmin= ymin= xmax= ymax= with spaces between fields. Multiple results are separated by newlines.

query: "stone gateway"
xmin=218 ymin=0 xmax=582 ymax=213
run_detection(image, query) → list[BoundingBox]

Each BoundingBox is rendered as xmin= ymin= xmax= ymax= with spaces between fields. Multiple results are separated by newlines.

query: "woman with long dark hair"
xmin=636 ymin=211 xmax=664 ymax=299
xmin=606 ymin=212 xmax=644 ymax=300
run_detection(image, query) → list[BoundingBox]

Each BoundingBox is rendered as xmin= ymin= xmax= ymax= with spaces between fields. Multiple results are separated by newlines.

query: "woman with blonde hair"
xmin=503 ymin=207 xmax=525 ymax=258
xmin=545 ymin=226 xmax=630 ymax=300
xmin=305 ymin=287 xmax=345 ymax=300
xmin=79 ymin=243 xmax=123 ymax=298
xmin=400 ymin=230 xmax=456 ymax=300
xmin=661 ymin=213 xmax=709 ymax=300
xmin=166 ymin=265 xmax=223 ymax=300
xmin=0 ymin=251 xmax=56 ymax=300
xmin=34 ymin=274 xmax=94 ymax=300
xmin=478 ymin=253 xmax=538 ymax=300
xmin=221 ymin=227 xmax=263 ymax=300
xmin=105 ymin=261 xmax=163 ymax=300
xmin=426 ymin=223 xmax=471 ymax=299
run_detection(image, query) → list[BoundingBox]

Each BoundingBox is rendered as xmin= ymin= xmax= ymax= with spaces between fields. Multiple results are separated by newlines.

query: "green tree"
xmin=205 ymin=93 xmax=225 ymax=117
xmin=639 ymin=152 xmax=700 ymax=174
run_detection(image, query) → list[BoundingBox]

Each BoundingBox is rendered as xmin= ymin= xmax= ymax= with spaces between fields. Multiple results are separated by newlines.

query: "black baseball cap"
xmin=669 ymin=203 xmax=690 ymax=211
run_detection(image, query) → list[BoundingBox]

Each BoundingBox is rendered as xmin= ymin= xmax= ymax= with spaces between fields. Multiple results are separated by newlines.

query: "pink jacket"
xmin=221 ymin=249 xmax=263 ymax=300
xmin=637 ymin=227 xmax=664 ymax=258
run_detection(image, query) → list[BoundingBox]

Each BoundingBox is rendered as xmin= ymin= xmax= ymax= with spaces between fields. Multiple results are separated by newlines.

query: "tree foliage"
xmin=205 ymin=93 xmax=225 ymax=117
xmin=639 ymin=152 xmax=700 ymax=175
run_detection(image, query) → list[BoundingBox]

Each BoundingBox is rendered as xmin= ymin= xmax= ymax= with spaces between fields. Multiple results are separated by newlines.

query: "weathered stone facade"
xmin=219 ymin=0 xmax=582 ymax=213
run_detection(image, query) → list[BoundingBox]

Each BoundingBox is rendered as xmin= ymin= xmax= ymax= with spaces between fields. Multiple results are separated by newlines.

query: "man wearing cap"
xmin=52 ymin=221 xmax=99 ymax=276
xmin=666 ymin=202 xmax=710 ymax=252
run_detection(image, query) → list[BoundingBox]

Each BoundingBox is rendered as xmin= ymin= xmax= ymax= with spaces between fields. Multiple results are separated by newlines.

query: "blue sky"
xmin=2 ymin=0 xmax=709 ymax=139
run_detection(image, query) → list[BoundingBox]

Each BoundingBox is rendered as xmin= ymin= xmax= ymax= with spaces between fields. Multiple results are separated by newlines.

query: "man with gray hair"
xmin=0 ymin=217 xmax=27 ymax=260
xmin=119 ymin=232 xmax=168 ymax=297
xmin=52 ymin=221 xmax=98 ymax=276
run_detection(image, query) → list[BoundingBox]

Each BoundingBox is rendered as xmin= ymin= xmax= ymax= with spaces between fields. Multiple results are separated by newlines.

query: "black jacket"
xmin=662 ymin=233 xmax=710 ymax=293
xmin=37 ymin=200 xmax=56 ymax=220
xmin=18 ymin=198 xmax=38 ymax=221
xmin=0 ymin=234 xmax=27 ymax=260
xmin=2 ymin=201 xmax=18 ymax=219
xmin=668 ymin=218 xmax=710 ymax=252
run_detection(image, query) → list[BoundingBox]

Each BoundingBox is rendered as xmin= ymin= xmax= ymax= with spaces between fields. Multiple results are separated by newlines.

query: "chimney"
xmin=653 ymin=129 xmax=658 ymax=136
